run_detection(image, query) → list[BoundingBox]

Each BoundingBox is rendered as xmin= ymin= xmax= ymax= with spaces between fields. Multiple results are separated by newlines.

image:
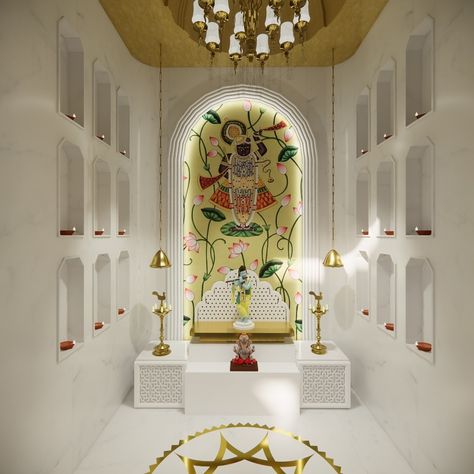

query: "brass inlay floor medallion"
xmin=146 ymin=423 xmax=342 ymax=473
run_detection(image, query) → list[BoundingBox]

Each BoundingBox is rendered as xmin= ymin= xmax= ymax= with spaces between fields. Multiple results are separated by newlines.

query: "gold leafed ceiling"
xmin=99 ymin=0 xmax=388 ymax=67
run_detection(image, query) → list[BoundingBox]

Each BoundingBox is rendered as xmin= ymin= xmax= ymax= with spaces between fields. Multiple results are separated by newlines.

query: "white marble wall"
xmin=0 ymin=1 xmax=162 ymax=473
xmin=327 ymin=0 xmax=474 ymax=473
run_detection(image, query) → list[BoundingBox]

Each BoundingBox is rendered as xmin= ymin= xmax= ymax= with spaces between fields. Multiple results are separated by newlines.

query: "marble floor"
xmin=74 ymin=390 xmax=415 ymax=474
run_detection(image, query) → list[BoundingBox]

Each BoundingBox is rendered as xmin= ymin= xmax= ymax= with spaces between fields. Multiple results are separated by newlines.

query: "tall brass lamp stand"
xmin=309 ymin=291 xmax=328 ymax=355
xmin=152 ymin=291 xmax=172 ymax=356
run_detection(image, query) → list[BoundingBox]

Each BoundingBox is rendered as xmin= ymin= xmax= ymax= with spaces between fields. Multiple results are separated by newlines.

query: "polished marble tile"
xmin=74 ymin=390 xmax=414 ymax=474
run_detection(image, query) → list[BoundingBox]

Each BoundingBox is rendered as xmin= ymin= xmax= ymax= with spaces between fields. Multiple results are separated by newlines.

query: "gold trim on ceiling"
xmin=99 ymin=0 xmax=388 ymax=67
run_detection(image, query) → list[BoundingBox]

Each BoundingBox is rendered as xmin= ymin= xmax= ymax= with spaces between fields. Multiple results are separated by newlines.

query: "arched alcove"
xmin=166 ymin=85 xmax=319 ymax=341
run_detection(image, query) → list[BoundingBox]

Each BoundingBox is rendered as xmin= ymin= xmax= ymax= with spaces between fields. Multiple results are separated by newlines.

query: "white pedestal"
xmin=134 ymin=341 xmax=188 ymax=408
xmin=296 ymin=340 xmax=351 ymax=408
xmin=185 ymin=361 xmax=300 ymax=416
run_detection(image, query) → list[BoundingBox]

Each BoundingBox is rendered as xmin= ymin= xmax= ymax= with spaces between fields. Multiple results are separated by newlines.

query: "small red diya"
xmin=384 ymin=229 xmax=395 ymax=236
xmin=94 ymin=321 xmax=104 ymax=330
xmin=361 ymin=230 xmax=369 ymax=236
xmin=362 ymin=309 xmax=369 ymax=316
xmin=383 ymin=133 xmax=392 ymax=140
xmin=416 ymin=341 xmax=432 ymax=353
xmin=416 ymin=229 xmax=432 ymax=236
xmin=96 ymin=134 xmax=105 ymax=141
xmin=60 ymin=340 xmax=75 ymax=351
xmin=384 ymin=322 xmax=395 ymax=331
xmin=360 ymin=149 xmax=368 ymax=155
xmin=117 ymin=308 xmax=125 ymax=315
xmin=415 ymin=112 xmax=426 ymax=119
xmin=118 ymin=229 xmax=126 ymax=236
xmin=60 ymin=229 xmax=76 ymax=236
xmin=120 ymin=150 xmax=127 ymax=156
xmin=95 ymin=229 xmax=104 ymax=236
xmin=66 ymin=113 xmax=76 ymax=121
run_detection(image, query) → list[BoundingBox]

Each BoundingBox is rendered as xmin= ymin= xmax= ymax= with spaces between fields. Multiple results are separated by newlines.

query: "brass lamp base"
xmin=311 ymin=342 xmax=327 ymax=355
xmin=153 ymin=342 xmax=171 ymax=357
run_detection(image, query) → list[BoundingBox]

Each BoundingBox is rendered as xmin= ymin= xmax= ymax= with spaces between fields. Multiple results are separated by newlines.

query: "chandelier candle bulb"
xmin=214 ymin=0 xmax=230 ymax=24
xmin=280 ymin=21 xmax=295 ymax=54
xmin=192 ymin=0 xmax=207 ymax=32
xmin=206 ymin=21 xmax=220 ymax=53
xmin=234 ymin=11 xmax=246 ymax=40
xmin=265 ymin=5 xmax=280 ymax=37
xmin=293 ymin=1 xmax=310 ymax=35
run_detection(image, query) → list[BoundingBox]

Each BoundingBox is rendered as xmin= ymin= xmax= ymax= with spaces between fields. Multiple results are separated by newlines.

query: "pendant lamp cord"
xmin=330 ymin=47 xmax=335 ymax=247
xmin=158 ymin=43 xmax=163 ymax=247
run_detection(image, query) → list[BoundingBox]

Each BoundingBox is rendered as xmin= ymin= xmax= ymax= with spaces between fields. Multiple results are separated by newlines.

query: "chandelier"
xmin=192 ymin=0 xmax=311 ymax=69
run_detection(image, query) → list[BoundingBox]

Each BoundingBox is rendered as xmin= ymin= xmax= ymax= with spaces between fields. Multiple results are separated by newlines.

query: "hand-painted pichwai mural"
xmin=183 ymin=99 xmax=303 ymax=338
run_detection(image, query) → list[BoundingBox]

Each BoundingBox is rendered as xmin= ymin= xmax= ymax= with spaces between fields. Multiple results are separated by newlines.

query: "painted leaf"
xmin=295 ymin=319 xmax=303 ymax=333
xmin=202 ymin=109 xmax=221 ymax=124
xmin=278 ymin=146 xmax=299 ymax=162
xmin=259 ymin=259 xmax=283 ymax=278
xmin=220 ymin=221 xmax=263 ymax=237
xmin=183 ymin=315 xmax=191 ymax=326
xmin=201 ymin=207 xmax=226 ymax=222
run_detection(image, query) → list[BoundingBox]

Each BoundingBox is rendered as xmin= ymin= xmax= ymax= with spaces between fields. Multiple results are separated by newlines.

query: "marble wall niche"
xmin=406 ymin=16 xmax=434 ymax=126
xmin=376 ymin=158 xmax=396 ymax=237
xmin=94 ymin=254 xmax=112 ymax=335
xmin=93 ymin=60 xmax=112 ymax=145
xmin=93 ymin=158 xmax=111 ymax=237
xmin=117 ymin=251 xmax=130 ymax=317
xmin=58 ymin=140 xmax=84 ymax=236
xmin=356 ymin=169 xmax=370 ymax=236
xmin=117 ymin=88 xmax=130 ymax=158
xmin=58 ymin=17 xmax=84 ymax=127
xmin=405 ymin=142 xmax=433 ymax=236
xmin=117 ymin=169 xmax=130 ymax=236
xmin=356 ymin=251 xmax=370 ymax=319
xmin=356 ymin=87 xmax=370 ymax=157
xmin=376 ymin=59 xmax=396 ymax=144
xmin=376 ymin=253 xmax=396 ymax=337
xmin=406 ymin=258 xmax=434 ymax=362
xmin=58 ymin=257 xmax=84 ymax=361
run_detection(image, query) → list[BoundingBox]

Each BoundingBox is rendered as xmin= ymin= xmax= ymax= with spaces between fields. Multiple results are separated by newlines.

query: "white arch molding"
xmin=166 ymin=85 xmax=319 ymax=341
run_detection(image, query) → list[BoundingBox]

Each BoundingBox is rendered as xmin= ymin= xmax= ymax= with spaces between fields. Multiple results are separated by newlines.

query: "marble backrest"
xmin=195 ymin=269 xmax=289 ymax=321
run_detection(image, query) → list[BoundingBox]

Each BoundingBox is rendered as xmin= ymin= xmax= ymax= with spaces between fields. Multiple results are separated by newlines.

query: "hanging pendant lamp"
xmin=150 ymin=44 xmax=171 ymax=269
xmin=323 ymin=48 xmax=343 ymax=268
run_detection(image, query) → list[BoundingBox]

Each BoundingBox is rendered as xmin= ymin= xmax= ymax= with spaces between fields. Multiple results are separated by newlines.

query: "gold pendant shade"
xmin=150 ymin=249 xmax=171 ymax=269
xmin=322 ymin=248 xmax=343 ymax=268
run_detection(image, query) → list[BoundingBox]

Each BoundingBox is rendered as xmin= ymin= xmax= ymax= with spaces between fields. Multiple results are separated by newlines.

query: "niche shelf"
xmin=93 ymin=60 xmax=112 ymax=145
xmin=376 ymin=158 xmax=396 ymax=237
xmin=406 ymin=17 xmax=434 ymax=126
xmin=356 ymin=251 xmax=370 ymax=319
xmin=58 ymin=140 xmax=84 ymax=236
xmin=356 ymin=169 xmax=370 ymax=237
xmin=117 ymin=169 xmax=130 ymax=236
xmin=117 ymin=89 xmax=130 ymax=158
xmin=58 ymin=257 xmax=84 ymax=361
xmin=94 ymin=254 xmax=112 ymax=335
xmin=356 ymin=87 xmax=370 ymax=157
xmin=377 ymin=254 xmax=396 ymax=337
xmin=117 ymin=251 xmax=130 ymax=317
xmin=406 ymin=258 xmax=434 ymax=362
xmin=58 ymin=18 xmax=84 ymax=127
xmin=93 ymin=159 xmax=111 ymax=237
xmin=405 ymin=142 xmax=434 ymax=236
xmin=376 ymin=59 xmax=396 ymax=144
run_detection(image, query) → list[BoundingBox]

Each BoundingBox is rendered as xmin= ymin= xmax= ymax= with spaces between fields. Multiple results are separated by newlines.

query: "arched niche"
xmin=356 ymin=169 xmax=370 ymax=237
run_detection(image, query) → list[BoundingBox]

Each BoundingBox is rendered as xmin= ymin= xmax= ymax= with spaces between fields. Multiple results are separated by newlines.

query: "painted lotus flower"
xmin=217 ymin=266 xmax=230 ymax=275
xmin=228 ymin=240 xmax=249 ymax=259
xmin=185 ymin=275 xmax=198 ymax=284
xmin=284 ymin=129 xmax=294 ymax=142
xmin=295 ymin=292 xmax=302 ymax=305
xmin=184 ymin=288 xmax=195 ymax=301
xmin=249 ymin=259 xmax=258 ymax=271
xmin=207 ymin=149 xmax=217 ymax=158
xmin=276 ymin=226 xmax=288 ymax=235
xmin=281 ymin=194 xmax=291 ymax=207
xmin=210 ymin=136 xmax=219 ymax=146
xmin=193 ymin=194 xmax=204 ymax=206
xmin=243 ymin=100 xmax=252 ymax=112
xmin=293 ymin=201 xmax=303 ymax=216
xmin=183 ymin=232 xmax=199 ymax=253
xmin=288 ymin=268 xmax=300 ymax=280
xmin=276 ymin=163 xmax=287 ymax=175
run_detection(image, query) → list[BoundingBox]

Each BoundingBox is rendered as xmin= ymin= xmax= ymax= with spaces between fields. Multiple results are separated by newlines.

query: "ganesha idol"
xmin=230 ymin=333 xmax=258 ymax=372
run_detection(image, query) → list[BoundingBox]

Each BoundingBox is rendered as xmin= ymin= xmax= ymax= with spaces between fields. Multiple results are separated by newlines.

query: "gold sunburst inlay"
xmin=146 ymin=423 xmax=343 ymax=473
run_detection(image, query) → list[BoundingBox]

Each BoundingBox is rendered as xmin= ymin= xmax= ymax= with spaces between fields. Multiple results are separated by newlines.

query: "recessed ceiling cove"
xmin=99 ymin=0 xmax=388 ymax=67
